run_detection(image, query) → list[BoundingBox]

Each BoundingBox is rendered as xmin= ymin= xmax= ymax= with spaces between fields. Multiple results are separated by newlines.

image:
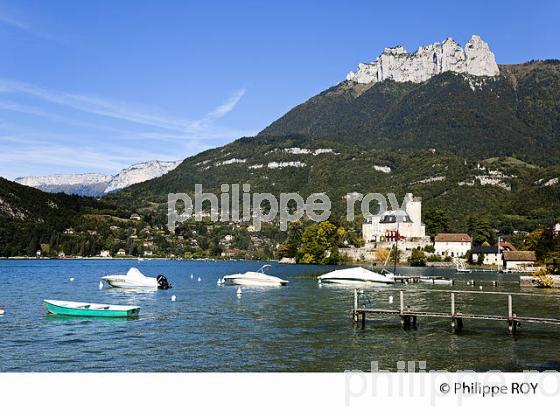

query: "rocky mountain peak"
xmin=346 ymin=34 xmax=499 ymax=84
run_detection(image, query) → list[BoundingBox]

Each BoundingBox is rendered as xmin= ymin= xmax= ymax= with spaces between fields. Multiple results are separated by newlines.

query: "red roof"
xmin=434 ymin=233 xmax=471 ymax=242
xmin=497 ymin=241 xmax=517 ymax=251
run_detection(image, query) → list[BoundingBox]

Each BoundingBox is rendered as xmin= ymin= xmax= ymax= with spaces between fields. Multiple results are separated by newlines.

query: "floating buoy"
xmin=69 ymin=277 xmax=75 ymax=282
xmin=197 ymin=277 xmax=201 ymax=282
xmin=98 ymin=281 xmax=103 ymax=290
xmin=0 ymin=305 xmax=5 ymax=315
xmin=389 ymin=296 xmax=394 ymax=304
xmin=190 ymin=274 xmax=194 ymax=279
xmin=171 ymin=295 xmax=177 ymax=302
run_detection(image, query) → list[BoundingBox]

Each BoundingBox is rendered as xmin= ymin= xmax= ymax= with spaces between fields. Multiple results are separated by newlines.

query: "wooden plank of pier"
xmin=352 ymin=289 xmax=560 ymax=335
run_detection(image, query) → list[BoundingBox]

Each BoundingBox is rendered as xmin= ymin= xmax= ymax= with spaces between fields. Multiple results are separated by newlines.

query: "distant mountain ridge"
xmin=15 ymin=159 xmax=182 ymax=196
xmin=346 ymin=35 xmax=499 ymax=84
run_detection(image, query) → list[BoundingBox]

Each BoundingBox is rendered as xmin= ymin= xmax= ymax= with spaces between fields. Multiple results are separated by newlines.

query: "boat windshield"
xmin=257 ymin=264 xmax=272 ymax=274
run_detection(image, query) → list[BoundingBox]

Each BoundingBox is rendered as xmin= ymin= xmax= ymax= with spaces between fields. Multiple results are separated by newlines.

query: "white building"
xmin=362 ymin=193 xmax=430 ymax=248
xmin=503 ymin=251 xmax=537 ymax=271
xmin=99 ymin=250 xmax=111 ymax=258
xmin=471 ymin=246 xmax=502 ymax=266
xmin=434 ymin=233 xmax=471 ymax=258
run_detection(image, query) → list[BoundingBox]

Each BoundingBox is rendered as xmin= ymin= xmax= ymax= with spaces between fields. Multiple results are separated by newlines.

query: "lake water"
xmin=1 ymin=259 xmax=559 ymax=372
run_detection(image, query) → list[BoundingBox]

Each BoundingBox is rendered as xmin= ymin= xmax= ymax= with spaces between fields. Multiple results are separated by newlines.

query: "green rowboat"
xmin=44 ymin=299 xmax=140 ymax=318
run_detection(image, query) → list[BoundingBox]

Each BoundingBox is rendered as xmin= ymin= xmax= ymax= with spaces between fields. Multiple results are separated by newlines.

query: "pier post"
xmin=451 ymin=292 xmax=455 ymax=316
xmin=452 ymin=317 xmax=463 ymax=333
xmin=353 ymin=289 xmax=358 ymax=323
xmin=507 ymin=294 xmax=518 ymax=335
xmin=400 ymin=290 xmax=404 ymax=313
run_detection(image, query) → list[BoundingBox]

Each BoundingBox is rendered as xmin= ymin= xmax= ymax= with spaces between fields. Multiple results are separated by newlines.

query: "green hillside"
xmin=260 ymin=61 xmax=560 ymax=165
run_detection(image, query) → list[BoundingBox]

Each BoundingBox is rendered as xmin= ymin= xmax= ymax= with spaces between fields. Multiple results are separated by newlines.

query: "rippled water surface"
xmin=1 ymin=259 xmax=560 ymax=372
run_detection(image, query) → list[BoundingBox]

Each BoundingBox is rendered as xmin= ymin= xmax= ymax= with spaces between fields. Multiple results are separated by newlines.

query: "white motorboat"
xmin=221 ymin=265 xmax=288 ymax=287
xmin=101 ymin=267 xmax=172 ymax=289
xmin=318 ymin=266 xmax=395 ymax=285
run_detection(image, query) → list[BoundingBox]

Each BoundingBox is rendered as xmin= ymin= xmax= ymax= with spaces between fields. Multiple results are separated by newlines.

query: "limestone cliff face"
xmin=346 ymin=35 xmax=499 ymax=84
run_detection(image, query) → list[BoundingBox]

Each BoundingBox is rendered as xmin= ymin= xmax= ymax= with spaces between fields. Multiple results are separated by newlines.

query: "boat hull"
xmin=318 ymin=267 xmax=395 ymax=285
xmin=319 ymin=278 xmax=392 ymax=285
xmin=44 ymin=300 xmax=140 ymax=318
xmin=223 ymin=278 xmax=287 ymax=287
xmin=102 ymin=278 xmax=158 ymax=289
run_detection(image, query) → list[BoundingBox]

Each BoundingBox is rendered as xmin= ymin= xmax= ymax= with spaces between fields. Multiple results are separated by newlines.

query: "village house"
xmin=116 ymin=248 xmax=126 ymax=256
xmin=143 ymin=250 xmax=153 ymax=257
xmin=471 ymin=246 xmax=501 ymax=265
xmin=64 ymin=228 xmax=75 ymax=235
xmin=99 ymin=250 xmax=111 ymax=258
xmin=503 ymin=251 xmax=537 ymax=272
xmin=434 ymin=233 xmax=471 ymax=258
xmin=130 ymin=213 xmax=141 ymax=221
xmin=471 ymin=242 xmax=516 ymax=266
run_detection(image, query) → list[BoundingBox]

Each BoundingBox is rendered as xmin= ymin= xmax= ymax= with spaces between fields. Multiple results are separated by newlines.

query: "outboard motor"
xmin=156 ymin=275 xmax=172 ymax=289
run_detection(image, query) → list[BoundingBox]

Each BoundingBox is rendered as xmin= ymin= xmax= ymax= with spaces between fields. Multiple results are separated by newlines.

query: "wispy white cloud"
xmin=0 ymin=12 xmax=32 ymax=32
xmin=0 ymin=79 xmax=248 ymax=137
xmin=202 ymin=88 xmax=246 ymax=121
xmin=0 ymin=80 xmax=252 ymax=178
xmin=0 ymin=10 xmax=55 ymax=41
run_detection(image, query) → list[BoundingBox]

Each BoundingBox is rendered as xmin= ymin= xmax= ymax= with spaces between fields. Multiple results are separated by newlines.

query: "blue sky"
xmin=0 ymin=0 xmax=558 ymax=179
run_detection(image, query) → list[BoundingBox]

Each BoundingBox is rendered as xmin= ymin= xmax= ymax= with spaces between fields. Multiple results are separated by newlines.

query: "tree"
xmin=278 ymin=222 xmax=303 ymax=259
xmin=423 ymin=209 xmax=451 ymax=237
xmin=467 ymin=215 xmax=494 ymax=246
xmin=408 ymin=249 xmax=426 ymax=266
xmin=297 ymin=221 xmax=341 ymax=264
xmin=374 ymin=248 xmax=390 ymax=263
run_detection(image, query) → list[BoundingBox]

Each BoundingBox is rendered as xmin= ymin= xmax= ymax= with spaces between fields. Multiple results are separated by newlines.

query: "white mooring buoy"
xmin=171 ymin=295 xmax=177 ymax=302
xmin=98 ymin=281 xmax=103 ymax=290
xmin=69 ymin=277 xmax=75 ymax=282
xmin=197 ymin=277 xmax=201 ymax=282
xmin=190 ymin=274 xmax=194 ymax=280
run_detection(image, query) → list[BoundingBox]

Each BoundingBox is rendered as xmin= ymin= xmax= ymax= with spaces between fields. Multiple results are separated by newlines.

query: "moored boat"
xmin=44 ymin=300 xmax=140 ymax=318
xmin=221 ymin=265 xmax=288 ymax=287
xmin=101 ymin=267 xmax=171 ymax=289
xmin=318 ymin=267 xmax=395 ymax=285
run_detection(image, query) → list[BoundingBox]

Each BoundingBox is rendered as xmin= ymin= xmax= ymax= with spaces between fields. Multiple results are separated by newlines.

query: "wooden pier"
xmin=352 ymin=289 xmax=560 ymax=335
